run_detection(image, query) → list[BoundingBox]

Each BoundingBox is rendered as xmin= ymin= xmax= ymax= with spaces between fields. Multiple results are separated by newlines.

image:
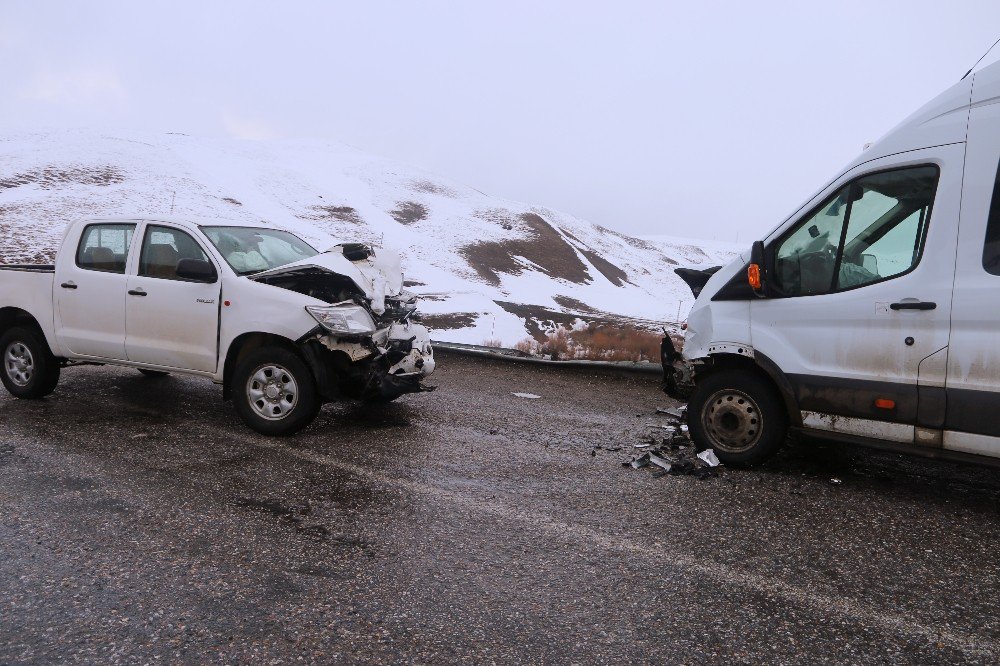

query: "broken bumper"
xmin=661 ymin=334 xmax=694 ymax=401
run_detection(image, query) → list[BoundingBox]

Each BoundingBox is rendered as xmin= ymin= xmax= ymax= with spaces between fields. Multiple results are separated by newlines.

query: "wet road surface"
xmin=3 ymin=350 xmax=1000 ymax=663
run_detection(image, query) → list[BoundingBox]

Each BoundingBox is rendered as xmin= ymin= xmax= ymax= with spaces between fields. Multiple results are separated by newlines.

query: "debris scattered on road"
xmin=625 ymin=424 xmax=722 ymax=480
xmin=830 ymin=477 xmax=843 ymax=485
xmin=512 ymin=392 xmax=541 ymax=399
xmin=697 ymin=449 xmax=721 ymax=467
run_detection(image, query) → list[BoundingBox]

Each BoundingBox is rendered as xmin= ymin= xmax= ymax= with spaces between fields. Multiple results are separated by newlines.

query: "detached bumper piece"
xmin=661 ymin=334 xmax=694 ymax=401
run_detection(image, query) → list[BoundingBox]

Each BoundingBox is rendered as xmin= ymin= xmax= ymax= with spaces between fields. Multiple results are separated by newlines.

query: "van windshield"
xmin=201 ymin=226 xmax=319 ymax=275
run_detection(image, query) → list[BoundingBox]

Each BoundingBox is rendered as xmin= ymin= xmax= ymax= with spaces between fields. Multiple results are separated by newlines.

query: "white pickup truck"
xmin=0 ymin=217 xmax=435 ymax=434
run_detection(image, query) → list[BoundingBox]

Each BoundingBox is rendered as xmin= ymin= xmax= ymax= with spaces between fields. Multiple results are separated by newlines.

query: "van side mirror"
xmin=176 ymin=258 xmax=217 ymax=283
xmin=748 ymin=240 xmax=766 ymax=298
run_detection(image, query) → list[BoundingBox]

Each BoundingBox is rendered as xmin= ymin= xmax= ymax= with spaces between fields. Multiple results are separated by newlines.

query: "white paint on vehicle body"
xmin=943 ymin=431 xmax=1000 ymax=458
xmin=801 ymin=411 xmax=914 ymax=444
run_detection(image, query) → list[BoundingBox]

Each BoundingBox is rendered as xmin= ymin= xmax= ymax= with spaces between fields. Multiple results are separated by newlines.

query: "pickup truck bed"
xmin=0 ymin=265 xmax=55 ymax=272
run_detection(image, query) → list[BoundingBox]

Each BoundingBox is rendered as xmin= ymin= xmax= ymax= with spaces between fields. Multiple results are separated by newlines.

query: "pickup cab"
xmin=664 ymin=59 xmax=1000 ymax=468
xmin=0 ymin=217 xmax=435 ymax=435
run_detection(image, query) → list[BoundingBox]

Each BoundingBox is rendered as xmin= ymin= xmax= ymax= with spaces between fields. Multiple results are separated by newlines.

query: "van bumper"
xmin=661 ymin=335 xmax=695 ymax=401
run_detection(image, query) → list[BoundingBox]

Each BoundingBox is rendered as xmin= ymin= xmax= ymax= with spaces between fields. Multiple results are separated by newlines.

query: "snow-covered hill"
xmin=0 ymin=130 xmax=740 ymax=345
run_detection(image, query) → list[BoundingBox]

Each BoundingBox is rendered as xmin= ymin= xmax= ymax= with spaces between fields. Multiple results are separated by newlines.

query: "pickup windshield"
xmin=201 ymin=226 xmax=319 ymax=275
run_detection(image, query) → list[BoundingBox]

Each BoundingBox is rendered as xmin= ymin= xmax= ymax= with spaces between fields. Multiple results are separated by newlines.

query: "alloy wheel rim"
xmin=247 ymin=364 xmax=299 ymax=420
xmin=701 ymin=388 xmax=763 ymax=453
xmin=4 ymin=342 xmax=34 ymax=387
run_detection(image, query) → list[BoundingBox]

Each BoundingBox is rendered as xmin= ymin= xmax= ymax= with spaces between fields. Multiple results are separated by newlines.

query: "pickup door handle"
xmin=890 ymin=301 xmax=936 ymax=311
xmin=127 ymin=288 xmax=147 ymax=297
xmin=60 ymin=282 xmax=77 ymax=289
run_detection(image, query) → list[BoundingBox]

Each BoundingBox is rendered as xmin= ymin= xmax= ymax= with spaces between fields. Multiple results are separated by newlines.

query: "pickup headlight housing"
xmin=306 ymin=304 xmax=376 ymax=336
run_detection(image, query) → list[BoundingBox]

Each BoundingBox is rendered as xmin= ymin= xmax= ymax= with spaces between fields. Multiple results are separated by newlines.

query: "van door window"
xmin=980 ymin=158 xmax=1000 ymax=274
xmin=773 ymin=165 xmax=938 ymax=296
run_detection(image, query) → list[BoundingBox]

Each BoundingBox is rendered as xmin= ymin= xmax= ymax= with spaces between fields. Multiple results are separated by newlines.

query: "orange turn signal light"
xmin=748 ymin=263 xmax=762 ymax=290
xmin=874 ymin=398 xmax=896 ymax=410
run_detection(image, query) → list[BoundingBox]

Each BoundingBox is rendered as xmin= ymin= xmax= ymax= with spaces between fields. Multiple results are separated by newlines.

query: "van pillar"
xmin=916 ymin=346 xmax=948 ymax=429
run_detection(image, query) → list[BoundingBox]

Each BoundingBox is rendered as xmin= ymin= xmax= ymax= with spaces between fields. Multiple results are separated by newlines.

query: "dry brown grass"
xmin=516 ymin=323 xmax=664 ymax=362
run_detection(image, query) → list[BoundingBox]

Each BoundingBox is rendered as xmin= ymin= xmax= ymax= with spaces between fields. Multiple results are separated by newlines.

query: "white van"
xmin=664 ymin=59 xmax=1000 ymax=467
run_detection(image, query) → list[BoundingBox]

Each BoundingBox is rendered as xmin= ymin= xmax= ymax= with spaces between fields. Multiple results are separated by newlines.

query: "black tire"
xmin=0 ymin=326 xmax=60 ymax=399
xmin=137 ymin=369 xmax=170 ymax=378
xmin=687 ymin=369 xmax=787 ymax=467
xmin=232 ymin=346 xmax=319 ymax=436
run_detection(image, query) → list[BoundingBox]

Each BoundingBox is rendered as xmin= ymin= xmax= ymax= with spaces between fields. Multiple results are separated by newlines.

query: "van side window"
xmin=138 ymin=225 xmax=212 ymax=280
xmin=981 ymin=158 xmax=1000 ymax=274
xmin=773 ymin=165 xmax=939 ymax=296
xmin=76 ymin=223 xmax=135 ymax=273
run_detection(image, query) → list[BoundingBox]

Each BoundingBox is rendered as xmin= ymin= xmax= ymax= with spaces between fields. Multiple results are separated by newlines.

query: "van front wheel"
xmin=687 ymin=369 xmax=787 ymax=467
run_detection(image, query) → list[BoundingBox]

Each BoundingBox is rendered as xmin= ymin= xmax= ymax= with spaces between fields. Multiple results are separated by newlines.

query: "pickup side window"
xmin=138 ymin=226 xmax=212 ymax=281
xmin=773 ymin=165 xmax=939 ymax=297
xmin=76 ymin=223 xmax=135 ymax=273
xmin=981 ymin=158 xmax=1000 ymax=274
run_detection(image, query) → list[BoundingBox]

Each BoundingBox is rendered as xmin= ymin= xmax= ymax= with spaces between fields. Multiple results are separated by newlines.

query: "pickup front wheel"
xmin=0 ymin=326 xmax=60 ymax=399
xmin=232 ymin=347 xmax=319 ymax=436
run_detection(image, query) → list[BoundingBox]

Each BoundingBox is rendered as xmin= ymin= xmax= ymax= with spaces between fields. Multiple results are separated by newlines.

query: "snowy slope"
xmin=0 ymin=130 xmax=738 ymax=345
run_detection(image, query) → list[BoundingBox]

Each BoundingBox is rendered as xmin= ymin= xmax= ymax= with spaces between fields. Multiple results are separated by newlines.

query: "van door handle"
xmin=890 ymin=301 xmax=936 ymax=310
xmin=127 ymin=288 xmax=147 ymax=297
xmin=60 ymin=282 xmax=77 ymax=289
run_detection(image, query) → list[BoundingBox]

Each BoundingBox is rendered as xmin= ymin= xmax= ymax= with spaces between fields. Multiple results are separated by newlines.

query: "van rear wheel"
xmin=687 ymin=369 xmax=787 ymax=467
xmin=0 ymin=326 xmax=60 ymax=399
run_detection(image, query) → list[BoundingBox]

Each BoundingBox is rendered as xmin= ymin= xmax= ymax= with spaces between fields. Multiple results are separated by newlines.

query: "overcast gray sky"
xmin=2 ymin=1 xmax=1000 ymax=241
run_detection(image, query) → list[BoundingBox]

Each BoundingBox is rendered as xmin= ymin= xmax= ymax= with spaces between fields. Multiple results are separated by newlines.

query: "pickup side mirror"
xmin=749 ymin=240 xmax=766 ymax=298
xmin=176 ymin=258 xmax=217 ymax=283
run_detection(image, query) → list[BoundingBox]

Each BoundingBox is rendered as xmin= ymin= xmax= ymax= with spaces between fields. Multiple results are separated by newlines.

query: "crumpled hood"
xmin=250 ymin=247 xmax=405 ymax=314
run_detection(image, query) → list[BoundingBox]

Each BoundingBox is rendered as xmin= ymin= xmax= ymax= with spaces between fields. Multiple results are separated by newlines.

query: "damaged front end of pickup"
xmin=253 ymin=243 xmax=436 ymax=403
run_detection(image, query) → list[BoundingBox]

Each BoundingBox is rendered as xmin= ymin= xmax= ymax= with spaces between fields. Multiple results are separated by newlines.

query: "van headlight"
xmin=306 ymin=304 xmax=376 ymax=336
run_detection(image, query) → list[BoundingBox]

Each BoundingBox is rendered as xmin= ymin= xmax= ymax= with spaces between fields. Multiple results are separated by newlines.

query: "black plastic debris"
xmin=656 ymin=406 xmax=687 ymax=419
xmin=626 ymin=453 xmax=651 ymax=469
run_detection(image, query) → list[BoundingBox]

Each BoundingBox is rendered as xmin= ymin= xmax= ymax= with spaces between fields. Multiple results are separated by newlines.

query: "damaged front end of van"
xmin=661 ymin=263 xmax=745 ymax=401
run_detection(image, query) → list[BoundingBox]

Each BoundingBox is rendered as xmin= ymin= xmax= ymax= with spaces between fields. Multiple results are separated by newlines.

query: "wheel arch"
xmin=0 ymin=307 xmax=55 ymax=354
xmin=222 ymin=331 xmax=301 ymax=401
xmin=696 ymin=351 xmax=801 ymax=427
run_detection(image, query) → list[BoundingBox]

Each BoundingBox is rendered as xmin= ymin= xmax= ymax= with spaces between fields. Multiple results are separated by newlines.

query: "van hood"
xmin=250 ymin=245 xmax=404 ymax=315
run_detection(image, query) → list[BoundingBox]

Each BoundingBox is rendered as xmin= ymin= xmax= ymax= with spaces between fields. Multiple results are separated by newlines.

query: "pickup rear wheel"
xmin=232 ymin=347 xmax=319 ymax=436
xmin=687 ymin=369 xmax=787 ymax=467
xmin=0 ymin=326 xmax=60 ymax=399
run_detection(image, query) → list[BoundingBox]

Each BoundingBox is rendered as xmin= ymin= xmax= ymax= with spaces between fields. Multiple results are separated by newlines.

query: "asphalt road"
xmin=3 ymin=350 xmax=1000 ymax=664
